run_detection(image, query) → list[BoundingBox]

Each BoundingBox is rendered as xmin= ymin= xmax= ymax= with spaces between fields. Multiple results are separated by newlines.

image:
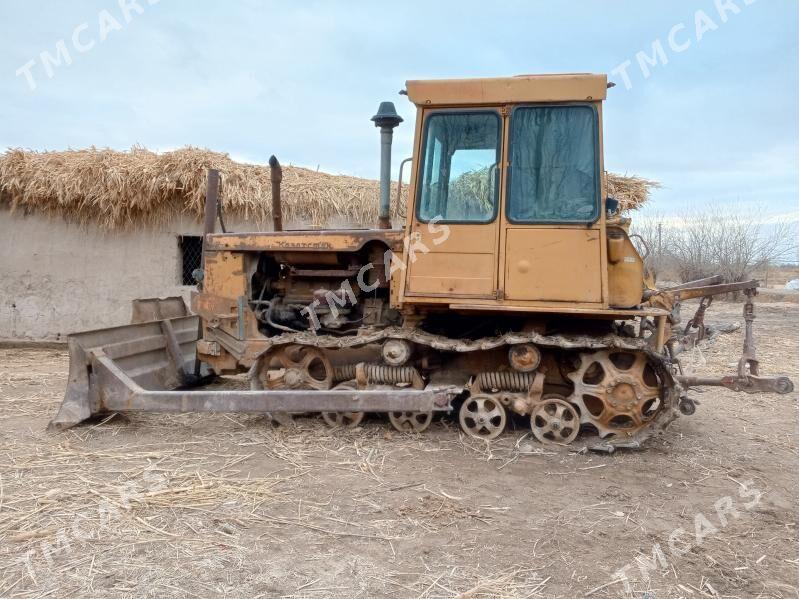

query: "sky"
xmin=1 ymin=0 xmax=797 ymax=218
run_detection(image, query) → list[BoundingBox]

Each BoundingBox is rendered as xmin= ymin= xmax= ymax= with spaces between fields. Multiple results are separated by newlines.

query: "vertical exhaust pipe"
xmin=371 ymin=102 xmax=403 ymax=229
xmin=203 ymin=168 xmax=220 ymax=236
xmin=269 ymin=155 xmax=283 ymax=232
xmin=196 ymin=167 xmax=220 ymax=376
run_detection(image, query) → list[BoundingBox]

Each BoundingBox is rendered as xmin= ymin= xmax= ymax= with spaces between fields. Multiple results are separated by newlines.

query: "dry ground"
xmin=0 ymin=301 xmax=797 ymax=598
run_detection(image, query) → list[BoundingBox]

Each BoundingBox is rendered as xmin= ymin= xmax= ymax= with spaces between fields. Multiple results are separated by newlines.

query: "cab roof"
xmin=405 ymin=73 xmax=608 ymax=106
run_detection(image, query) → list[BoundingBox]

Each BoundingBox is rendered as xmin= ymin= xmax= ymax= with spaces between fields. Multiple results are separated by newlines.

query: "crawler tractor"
xmin=51 ymin=74 xmax=793 ymax=449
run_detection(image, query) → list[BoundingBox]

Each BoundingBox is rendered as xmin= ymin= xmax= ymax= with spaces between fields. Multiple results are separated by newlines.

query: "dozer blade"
xmin=131 ymin=296 xmax=189 ymax=324
xmin=49 ymin=315 xmax=209 ymax=431
xmin=49 ymin=314 xmax=453 ymax=432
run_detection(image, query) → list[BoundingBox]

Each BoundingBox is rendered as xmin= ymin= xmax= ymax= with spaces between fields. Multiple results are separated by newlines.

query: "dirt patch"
xmin=0 ymin=300 xmax=797 ymax=598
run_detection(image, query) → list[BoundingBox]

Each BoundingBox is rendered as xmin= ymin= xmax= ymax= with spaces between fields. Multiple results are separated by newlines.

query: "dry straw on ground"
xmin=0 ymin=147 xmax=657 ymax=231
xmin=2 ymin=301 xmax=798 ymax=598
xmin=0 ymin=349 xmax=552 ymax=597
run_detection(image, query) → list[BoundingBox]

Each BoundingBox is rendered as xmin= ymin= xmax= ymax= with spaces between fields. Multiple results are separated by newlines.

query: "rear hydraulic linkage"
xmin=676 ymin=288 xmax=794 ymax=396
xmin=683 ymin=295 xmax=712 ymax=342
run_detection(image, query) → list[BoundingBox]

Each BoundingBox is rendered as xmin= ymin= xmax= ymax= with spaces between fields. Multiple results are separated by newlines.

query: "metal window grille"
xmin=179 ymin=235 xmax=203 ymax=285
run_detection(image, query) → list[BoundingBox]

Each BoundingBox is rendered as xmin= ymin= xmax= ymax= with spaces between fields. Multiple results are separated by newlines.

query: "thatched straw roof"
xmin=0 ymin=147 xmax=656 ymax=230
xmin=606 ymin=174 xmax=660 ymax=212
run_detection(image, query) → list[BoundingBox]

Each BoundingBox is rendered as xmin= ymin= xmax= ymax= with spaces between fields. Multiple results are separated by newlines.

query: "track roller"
xmin=388 ymin=411 xmax=433 ymax=433
xmin=458 ymin=394 xmax=506 ymax=440
xmin=320 ymin=382 xmax=364 ymax=429
xmin=530 ymin=395 xmax=579 ymax=445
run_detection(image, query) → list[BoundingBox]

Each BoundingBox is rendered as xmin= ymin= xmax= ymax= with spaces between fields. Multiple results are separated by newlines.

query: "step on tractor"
xmin=50 ymin=74 xmax=793 ymax=450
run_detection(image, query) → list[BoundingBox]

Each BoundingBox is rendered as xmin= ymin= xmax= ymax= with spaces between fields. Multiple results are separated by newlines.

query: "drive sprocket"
xmin=249 ymin=345 xmax=335 ymax=426
xmin=253 ymin=345 xmax=334 ymax=391
xmin=567 ymin=350 xmax=663 ymax=439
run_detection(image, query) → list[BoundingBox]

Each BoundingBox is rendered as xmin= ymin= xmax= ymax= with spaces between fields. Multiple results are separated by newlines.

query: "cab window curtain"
xmin=507 ymin=106 xmax=598 ymax=223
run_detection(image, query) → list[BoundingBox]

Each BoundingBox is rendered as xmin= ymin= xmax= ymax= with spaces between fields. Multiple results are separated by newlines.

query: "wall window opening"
xmin=179 ymin=235 xmax=203 ymax=285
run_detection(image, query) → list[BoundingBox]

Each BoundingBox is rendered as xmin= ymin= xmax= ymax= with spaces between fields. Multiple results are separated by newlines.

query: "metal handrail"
xmin=395 ymin=157 xmax=413 ymax=219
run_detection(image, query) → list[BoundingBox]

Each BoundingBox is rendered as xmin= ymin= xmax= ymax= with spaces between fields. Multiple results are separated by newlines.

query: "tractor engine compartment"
xmin=249 ymin=243 xmax=402 ymax=335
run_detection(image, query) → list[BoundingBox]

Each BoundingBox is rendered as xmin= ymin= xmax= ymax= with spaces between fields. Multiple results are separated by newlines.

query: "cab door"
xmin=500 ymin=104 xmax=604 ymax=304
xmin=406 ymin=109 xmax=503 ymax=298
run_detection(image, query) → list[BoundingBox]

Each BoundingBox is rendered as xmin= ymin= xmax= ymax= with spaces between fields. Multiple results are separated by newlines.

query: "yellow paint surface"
xmin=504 ymin=228 xmax=602 ymax=302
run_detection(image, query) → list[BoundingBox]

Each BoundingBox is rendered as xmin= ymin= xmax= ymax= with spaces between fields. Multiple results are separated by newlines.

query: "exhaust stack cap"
xmin=372 ymin=101 xmax=402 ymax=230
xmin=371 ymin=102 xmax=403 ymax=129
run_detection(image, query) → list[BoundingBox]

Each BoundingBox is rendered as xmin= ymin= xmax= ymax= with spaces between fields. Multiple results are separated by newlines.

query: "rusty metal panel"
xmin=205 ymin=230 xmax=405 ymax=252
xmin=504 ymin=228 xmax=602 ymax=302
xmin=131 ymin=297 xmax=188 ymax=323
xmin=204 ymin=251 xmax=247 ymax=299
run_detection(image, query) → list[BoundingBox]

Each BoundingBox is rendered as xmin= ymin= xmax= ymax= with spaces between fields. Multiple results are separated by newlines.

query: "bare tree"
xmin=631 ymin=203 xmax=798 ymax=284
xmin=629 ymin=212 xmax=669 ymax=281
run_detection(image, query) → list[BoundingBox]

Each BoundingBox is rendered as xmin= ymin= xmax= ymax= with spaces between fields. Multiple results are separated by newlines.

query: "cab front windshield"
xmin=416 ymin=111 xmax=500 ymax=223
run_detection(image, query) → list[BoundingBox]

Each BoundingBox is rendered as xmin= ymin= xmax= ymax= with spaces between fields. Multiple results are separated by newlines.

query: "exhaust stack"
xmin=269 ymin=155 xmax=283 ymax=232
xmin=371 ymin=102 xmax=403 ymax=229
xmin=203 ymin=169 xmax=220 ymax=236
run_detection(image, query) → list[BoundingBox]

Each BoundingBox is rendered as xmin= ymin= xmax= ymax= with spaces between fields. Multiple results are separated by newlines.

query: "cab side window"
xmin=507 ymin=105 xmax=599 ymax=223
